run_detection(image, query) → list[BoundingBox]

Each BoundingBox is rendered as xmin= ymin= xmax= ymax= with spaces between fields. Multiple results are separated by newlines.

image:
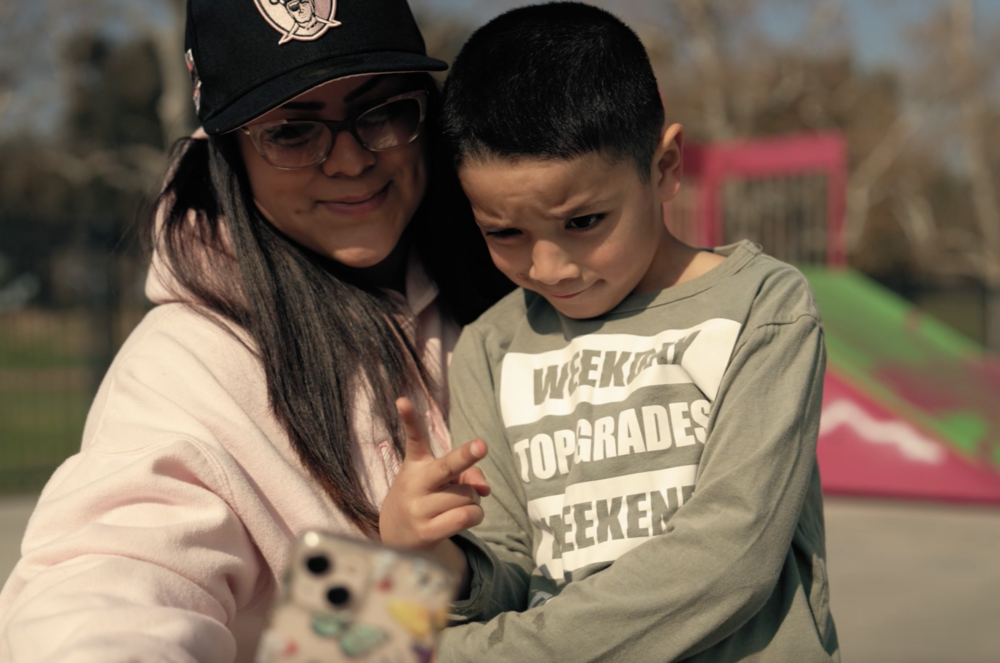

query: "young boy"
xmin=380 ymin=3 xmax=839 ymax=661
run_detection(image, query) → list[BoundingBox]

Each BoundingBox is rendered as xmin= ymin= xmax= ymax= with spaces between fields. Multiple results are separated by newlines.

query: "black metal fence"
xmin=0 ymin=215 xmax=146 ymax=494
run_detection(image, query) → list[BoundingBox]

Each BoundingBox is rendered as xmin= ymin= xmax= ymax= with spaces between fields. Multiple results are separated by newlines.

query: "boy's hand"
xmin=379 ymin=397 xmax=491 ymax=553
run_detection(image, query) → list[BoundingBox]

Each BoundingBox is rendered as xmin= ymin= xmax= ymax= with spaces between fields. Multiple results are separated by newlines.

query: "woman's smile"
xmin=318 ymin=182 xmax=390 ymax=216
xmin=238 ymin=74 xmax=428 ymax=268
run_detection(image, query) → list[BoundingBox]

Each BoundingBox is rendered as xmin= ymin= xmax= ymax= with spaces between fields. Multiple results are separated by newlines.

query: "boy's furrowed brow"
xmin=557 ymin=196 xmax=615 ymax=219
xmin=474 ymin=218 xmax=512 ymax=233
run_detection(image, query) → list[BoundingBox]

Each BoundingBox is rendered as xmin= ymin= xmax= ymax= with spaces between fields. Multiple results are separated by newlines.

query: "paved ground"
xmin=2 ymin=494 xmax=999 ymax=661
xmin=823 ymin=498 xmax=1000 ymax=663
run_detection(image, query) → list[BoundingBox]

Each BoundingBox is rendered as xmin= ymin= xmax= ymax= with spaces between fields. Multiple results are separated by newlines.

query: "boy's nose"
xmin=321 ymin=129 xmax=377 ymax=178
xmin=528 ymin=241 xmax=581 ymax=285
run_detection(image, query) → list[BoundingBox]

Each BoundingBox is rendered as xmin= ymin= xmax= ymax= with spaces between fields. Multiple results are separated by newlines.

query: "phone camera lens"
xmin=327 ymin=586 xmax=351 ymax=607
xmin=306 ymin=555 xmax=330 ymax=575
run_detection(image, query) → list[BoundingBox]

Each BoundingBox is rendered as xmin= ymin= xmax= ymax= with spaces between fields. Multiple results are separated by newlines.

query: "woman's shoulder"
xmin=82 ymin=303 xmax=271 ymax=455
xmin=112 ymin=303 xmax=259 ymax=388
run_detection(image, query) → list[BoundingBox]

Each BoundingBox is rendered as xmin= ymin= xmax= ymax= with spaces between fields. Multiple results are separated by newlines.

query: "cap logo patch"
xmin=256 ymin=0 xmax=341 ymax=45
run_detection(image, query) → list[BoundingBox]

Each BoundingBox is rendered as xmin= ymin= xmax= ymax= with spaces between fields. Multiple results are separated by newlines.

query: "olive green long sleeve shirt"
xmin=440 ymin=242 xmax=839 ymax=662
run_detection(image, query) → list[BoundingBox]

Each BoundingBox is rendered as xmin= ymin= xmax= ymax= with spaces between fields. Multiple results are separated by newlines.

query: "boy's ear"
xmin=653 ymin=123 xmax=684 ymax=203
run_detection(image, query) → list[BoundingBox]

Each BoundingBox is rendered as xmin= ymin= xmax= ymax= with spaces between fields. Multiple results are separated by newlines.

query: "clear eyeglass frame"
xmin=239 ymin=89 xmax=429 ymax=170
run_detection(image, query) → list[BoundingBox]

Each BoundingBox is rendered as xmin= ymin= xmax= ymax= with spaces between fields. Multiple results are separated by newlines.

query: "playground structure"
xmin=667 ymin=131 xmax=847 ymax=268
xmin=670 ymin=131 xmax=1000 ymax=505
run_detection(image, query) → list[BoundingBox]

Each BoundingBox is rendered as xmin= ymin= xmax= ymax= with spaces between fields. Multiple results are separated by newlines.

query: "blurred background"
xmin=1 ymin=0 xmax=999 ymax=661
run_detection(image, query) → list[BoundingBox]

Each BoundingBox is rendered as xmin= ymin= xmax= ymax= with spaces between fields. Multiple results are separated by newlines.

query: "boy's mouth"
xmin=548 ymin=288 xmax=587 ymax=300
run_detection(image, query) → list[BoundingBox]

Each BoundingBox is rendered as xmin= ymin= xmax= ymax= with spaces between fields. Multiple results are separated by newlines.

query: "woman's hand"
xmin=379 ymin=397 xmax=490 ymax=586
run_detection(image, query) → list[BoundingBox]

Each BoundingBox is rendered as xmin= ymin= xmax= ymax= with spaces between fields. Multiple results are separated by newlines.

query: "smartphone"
xmin=255 ymin=530 xmax=458 ymax=663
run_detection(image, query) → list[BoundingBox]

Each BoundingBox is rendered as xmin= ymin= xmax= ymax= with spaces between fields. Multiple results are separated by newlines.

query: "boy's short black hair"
xmin=442 ymin=2 xmax=665 ymax=178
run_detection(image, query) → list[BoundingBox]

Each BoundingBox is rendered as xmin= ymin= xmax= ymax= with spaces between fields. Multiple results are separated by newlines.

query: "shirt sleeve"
xmin=445 ymin=325 xmax=537 ymax=623
xmin=437 ymin=312 xmax=826 ymax=662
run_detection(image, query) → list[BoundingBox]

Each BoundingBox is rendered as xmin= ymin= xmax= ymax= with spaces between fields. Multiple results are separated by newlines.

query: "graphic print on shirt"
xmin=497 ymin=318 xmax=741 ymax=580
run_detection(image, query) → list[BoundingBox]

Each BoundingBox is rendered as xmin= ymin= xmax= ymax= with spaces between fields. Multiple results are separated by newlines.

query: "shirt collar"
xmin=386 ymin=248 xmax=438 ymax=317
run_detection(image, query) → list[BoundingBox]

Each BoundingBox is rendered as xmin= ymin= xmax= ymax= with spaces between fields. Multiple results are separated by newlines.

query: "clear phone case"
xmin=256 ymin=531 xmax=458 ymax=663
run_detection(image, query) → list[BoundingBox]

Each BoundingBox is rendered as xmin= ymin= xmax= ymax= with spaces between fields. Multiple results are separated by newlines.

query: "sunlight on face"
xmin=237 ymin=74 xmax=428 ymax=270
xmin=459 ymin=151 xmax=675 ymax=319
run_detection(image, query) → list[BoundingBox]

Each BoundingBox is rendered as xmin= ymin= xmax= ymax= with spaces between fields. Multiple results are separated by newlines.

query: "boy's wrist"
xmin=431 ymin=538 xmax=473 ymax=600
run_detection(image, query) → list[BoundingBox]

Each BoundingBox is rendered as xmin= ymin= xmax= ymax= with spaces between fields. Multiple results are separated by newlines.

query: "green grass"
xmin=0 ymin=390 xmax=91 ymax=495
xmin=0 ymin=309 xmax=96 ymax=493
xmin=0 ymin=313 xmax=92 ymax=368
xmin=0 ymin=392 xmax=88 ymax=463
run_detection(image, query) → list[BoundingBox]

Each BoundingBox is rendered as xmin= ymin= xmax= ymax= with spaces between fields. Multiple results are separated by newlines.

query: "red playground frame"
xmin=666 ymin=131 xmax=848 ymax=267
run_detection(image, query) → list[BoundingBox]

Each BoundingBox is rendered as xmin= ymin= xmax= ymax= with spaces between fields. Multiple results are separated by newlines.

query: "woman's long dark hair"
xmin=145 ymin=77 xmax=512 ymax=535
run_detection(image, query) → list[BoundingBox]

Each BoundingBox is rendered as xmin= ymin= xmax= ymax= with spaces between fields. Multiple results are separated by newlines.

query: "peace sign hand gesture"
xmin=379 ymin=397 xmax=491 ymax=556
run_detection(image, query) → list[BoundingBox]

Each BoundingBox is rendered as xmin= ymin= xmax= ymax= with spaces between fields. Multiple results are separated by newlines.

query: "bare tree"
xmin=845 ymin=106 xmax=927 ymax=250
xmin=669 ymin=0 xmax=740 ymax=140
xmin=151 ymin=0 xmax=195 ymax=146
xmin=950 ymin=0 xmax=1000 ymax=349
xmin=951 ymin=0 xmax=1000 ymax=279
xmin=0 ymin=0 xmax=191 ymax=189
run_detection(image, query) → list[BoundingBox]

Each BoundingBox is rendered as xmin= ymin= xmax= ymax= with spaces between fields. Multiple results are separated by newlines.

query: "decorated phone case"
xmin=255 ymin=531 xmax=458 ymax=663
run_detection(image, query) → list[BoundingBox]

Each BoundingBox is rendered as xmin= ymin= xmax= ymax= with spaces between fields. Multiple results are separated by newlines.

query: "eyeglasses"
xmin=240 ymin=89 xmax=428 ymax=170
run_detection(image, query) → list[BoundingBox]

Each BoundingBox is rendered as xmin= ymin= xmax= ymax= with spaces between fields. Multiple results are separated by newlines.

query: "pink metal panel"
xmin=818 ymin=371 xmax=1000 ymax=503
xmin=667 ymin=132 xmax=848 ymax=266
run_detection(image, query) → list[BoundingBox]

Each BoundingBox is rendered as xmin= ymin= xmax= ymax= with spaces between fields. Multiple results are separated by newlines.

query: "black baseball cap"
xmin=184 ymin=0 xmax=448 ymax=135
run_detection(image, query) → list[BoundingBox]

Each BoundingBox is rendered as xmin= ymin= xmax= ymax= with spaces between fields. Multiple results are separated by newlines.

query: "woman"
xmin=0 ymin=1 xmax=510 ymax=661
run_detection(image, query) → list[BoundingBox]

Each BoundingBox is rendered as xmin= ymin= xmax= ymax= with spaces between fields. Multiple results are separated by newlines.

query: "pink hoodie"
xmin=0 ymin=246 xmax=459 ymax=662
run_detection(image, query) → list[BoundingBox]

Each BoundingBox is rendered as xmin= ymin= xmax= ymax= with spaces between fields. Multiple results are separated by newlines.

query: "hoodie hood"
xmin=144 ymin=202 xmax=238 ymax=307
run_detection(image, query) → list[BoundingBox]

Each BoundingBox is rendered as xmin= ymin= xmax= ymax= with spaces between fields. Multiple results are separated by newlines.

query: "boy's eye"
xmin=566 ymin=213 xmax=605 ymax=230
xmin=484 ymin=227 xmax=521 ymax=239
